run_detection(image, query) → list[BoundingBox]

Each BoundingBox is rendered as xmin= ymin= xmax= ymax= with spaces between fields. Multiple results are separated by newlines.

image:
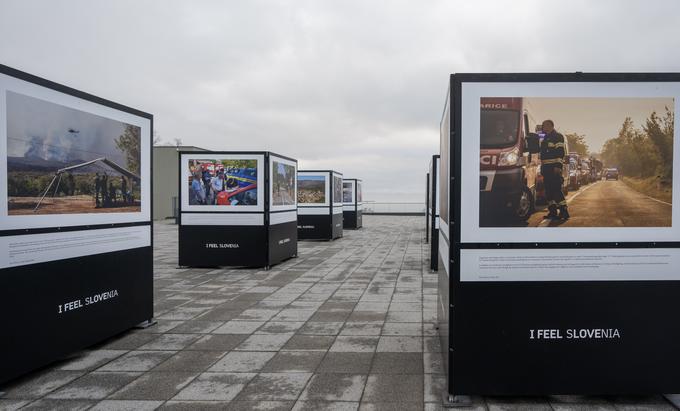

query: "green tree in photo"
xmin=115 ymin=124 xmax=141 ymax=175
xmin=643 ymin=107 xmax=674 ymax=179
xmin=600 ymin=113 xmax=672 ymax=179
xmin=564 ymin=133 xmax=589 ymax=156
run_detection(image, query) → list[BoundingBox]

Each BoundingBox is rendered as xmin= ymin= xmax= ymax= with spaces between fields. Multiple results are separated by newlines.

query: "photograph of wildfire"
xmin=6 ymin=91 xmax=142 ymax=215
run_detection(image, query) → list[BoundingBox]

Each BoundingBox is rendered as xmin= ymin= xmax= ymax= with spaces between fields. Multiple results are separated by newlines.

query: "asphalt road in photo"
xmin=528 ymin=179 xmax=672 ymax=227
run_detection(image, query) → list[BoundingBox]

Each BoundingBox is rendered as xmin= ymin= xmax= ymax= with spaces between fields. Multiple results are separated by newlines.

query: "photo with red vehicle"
xmin=187 ymin=158 xmax=257 ymax=206
xmin=479 ymin=96 xmax=674 ymax=228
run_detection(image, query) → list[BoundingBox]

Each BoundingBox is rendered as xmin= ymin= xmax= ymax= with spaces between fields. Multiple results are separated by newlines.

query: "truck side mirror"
xmin=526 ymin=133 xmax=540 ymax=154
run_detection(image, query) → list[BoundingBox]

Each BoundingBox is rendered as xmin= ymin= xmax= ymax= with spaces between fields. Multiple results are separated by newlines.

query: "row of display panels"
xmin=437 ymin=73 xmax=680 ymax=396
xmin=180 ymin=157 xmax=362 ymax=214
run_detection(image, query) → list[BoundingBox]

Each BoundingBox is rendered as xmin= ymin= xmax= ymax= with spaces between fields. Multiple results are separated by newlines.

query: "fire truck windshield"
xmin=480 ymin=110 xmax=519 ymax=148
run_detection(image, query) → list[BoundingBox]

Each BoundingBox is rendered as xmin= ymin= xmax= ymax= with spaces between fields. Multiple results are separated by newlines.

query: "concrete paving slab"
xmin=45 ymin=372 xmax=141 ymax=400
xmin=329 ymin=336 xmax=379 ymax=353
xmin=261 ymin=351 xmax=326 ymax=373
xmin=97 ymin=351 xmax=175 ymax=372
xmin=299 ymin=374 xmax=367 ymax=402
xmin=184 ymin=334 xmax=248 ymax=351
xmin=235 ymin=372 xmax=312 ymax=401
xmin=172 ymin=372 xmax=256 ymax=401
xmin=109 ymin=371 xmax=197 ymax=400
xmin=208 ymin=351 xmax=276 ymax=373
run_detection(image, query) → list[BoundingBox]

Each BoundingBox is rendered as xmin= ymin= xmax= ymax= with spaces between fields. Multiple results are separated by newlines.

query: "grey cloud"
xmin=2 ymin=0 xmax=679 ymax=201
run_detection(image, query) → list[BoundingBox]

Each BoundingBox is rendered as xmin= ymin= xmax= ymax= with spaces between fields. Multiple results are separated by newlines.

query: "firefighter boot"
xmin=544 ymin=205 xmax=558 ymax=220
xmin=559 ymin=205 xmax=570 ymax=220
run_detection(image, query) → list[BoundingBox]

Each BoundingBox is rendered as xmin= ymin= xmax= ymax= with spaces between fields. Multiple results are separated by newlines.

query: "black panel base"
xmin=179 ymin=222 xmax=297 ymax=268
xmin=343 ymin=210 xmax=363 ymax=229
xmin=0 ymin=246 xmax=153 ymax=384
xmin=179 ymin=224 xmax=267 ymax=267
xmin=430 ymin=227 xmax=439 ymax=271
xmin=452 ymin=282 xmax=680 ymax=395
xmin=437 ymin=250 xmax=450 ymax=380
xmin=269 ymin=221 xmax=298 ymax=266
xmin=331 ymin=212 xmax=343 ymax=239
xmin=298 ymin=214 xmax=333 ymax=240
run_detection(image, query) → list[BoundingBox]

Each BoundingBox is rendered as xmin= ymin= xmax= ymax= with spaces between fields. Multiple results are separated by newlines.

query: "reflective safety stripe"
xmin=553 ymin=143 xmax=565 ymax=148
xmin=559 ymin=200 xmax=567 ymax=206
xmin=542 ymin=158 xmax=563 ymax=165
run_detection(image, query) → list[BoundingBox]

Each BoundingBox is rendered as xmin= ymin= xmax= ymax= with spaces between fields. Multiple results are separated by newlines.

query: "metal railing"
xmin=362 ymin=201 xmax=425 ymax=215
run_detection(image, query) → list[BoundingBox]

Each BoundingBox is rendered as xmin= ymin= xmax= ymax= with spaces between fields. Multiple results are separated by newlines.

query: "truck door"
xmin=523 ymin=112 xmax=537 ymax=189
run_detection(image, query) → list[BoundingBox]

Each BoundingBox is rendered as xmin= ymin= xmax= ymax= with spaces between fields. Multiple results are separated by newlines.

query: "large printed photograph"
xmin=272 ymin=160 xmax=295 ymax=206
xmin=333 ymin=175 xmax=343 ymax=203
xmin=343 ymin=182 xmax=353 ymax=203
xmin=187 ymin=158 xmax=257 ymax=206
xmin=479 ymin=96 xmax=674 ymax=228
xmin=298 ymin=175 xmax=325 ymax=204
xmin=7 ymin=91 xmax=142 ymax=215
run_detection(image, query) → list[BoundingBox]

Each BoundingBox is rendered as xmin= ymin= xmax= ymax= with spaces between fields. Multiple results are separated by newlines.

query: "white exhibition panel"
xmin=460 ymin=247 xmax=680 ymax=282
xmin=459 ymin=81 xmax=680 ymax=244
xmin=332 ymin=205 xmax=343 ymax=215
xmin=332 ymin=172 xmax=344 ymax=207
xmin=342 ymin=179 xmax=355 ymax=205
xmin=435 ymin=157 xmax=440 ymax=216
xmin=298 ymin=171 xmax=330 ymax=207
xmin=269 ymin=155 xmax=297 ymax=213
xmin=0 ymin=225 xmax=151 ymax=269
xmin=298 ymin=207 xmax=329 ymax=215
xmin=270 ymin=210 xmax=297 ymax=225
xmin=180 ymin=153 xmax=265 ymax=213
xmin=181 ymin=212 xmax=264 ymax=226
xmin=438 ymin=230 xmax=449 ymax=275
xmin=0 ymin=73 xmax=152 ymax=230
xmin=439 ymin=217 xmax=448 ymax=242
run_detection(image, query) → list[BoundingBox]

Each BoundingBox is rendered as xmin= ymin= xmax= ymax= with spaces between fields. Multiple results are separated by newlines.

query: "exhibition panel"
xmin=298 ymin=170 xmax=343 ymax=240
xmin=178 ymin=151 xmax=297 ymax=267
xmin=439 ymin=72 xmax=680 ymax=396
xmin=428 ymin=155 xmax=440 ymax=271
xmin=342 ymin=178 xmax=363 ymax=229
xmin=0 ymin=64 xmax=153 ymax=383
xmin=425 ymin=172 xmax=430 ymax=243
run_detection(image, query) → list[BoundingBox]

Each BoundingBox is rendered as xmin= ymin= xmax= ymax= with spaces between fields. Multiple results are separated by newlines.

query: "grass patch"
xmin=621 ymin=176 xmax=672 ymax=204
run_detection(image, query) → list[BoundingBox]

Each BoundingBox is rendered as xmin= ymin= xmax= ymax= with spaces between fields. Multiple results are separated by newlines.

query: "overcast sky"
xmin=525 ymin=97 xmax=674 ymax=153
xmin=2 ymin=0 xmax=680 ymax=202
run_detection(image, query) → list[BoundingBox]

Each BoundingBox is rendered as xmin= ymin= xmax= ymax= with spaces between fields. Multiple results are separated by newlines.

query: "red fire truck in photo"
xmin=479 ymin=97 xmax=569 ymax=221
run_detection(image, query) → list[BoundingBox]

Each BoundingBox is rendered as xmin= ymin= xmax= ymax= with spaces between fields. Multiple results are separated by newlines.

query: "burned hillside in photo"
xmin=6 ymin=91 xmax=141 ymax=215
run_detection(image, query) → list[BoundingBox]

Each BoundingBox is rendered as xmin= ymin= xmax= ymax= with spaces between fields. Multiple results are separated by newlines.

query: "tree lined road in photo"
xmin=529 ymin=180 xmax=672 ymax=227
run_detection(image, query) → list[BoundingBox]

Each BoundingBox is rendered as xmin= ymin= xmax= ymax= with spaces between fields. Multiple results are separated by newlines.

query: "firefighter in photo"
xmin=540 ymin=120 xmax=569 ymax=220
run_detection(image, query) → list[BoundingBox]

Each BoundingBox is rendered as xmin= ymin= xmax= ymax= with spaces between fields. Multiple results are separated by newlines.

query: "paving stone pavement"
xmin=0 ymin=215 xmax=677 ymax=410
